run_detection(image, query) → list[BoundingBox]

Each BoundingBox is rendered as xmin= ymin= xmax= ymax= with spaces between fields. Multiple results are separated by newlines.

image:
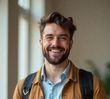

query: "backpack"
xmin=22 ymin=69 xmax=93 ymax=99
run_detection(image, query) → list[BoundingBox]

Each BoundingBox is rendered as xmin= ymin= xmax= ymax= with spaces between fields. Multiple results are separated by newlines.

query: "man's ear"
xmin=70 ymin=39 xmax=73 ymax=49
xmin=39 ymin=39 xmax=42 ymax=46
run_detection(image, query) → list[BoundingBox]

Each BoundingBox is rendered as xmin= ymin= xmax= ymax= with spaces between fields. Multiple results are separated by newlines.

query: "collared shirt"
xmin=41 ymin=62 xmax=70 ymax=99
xmin=13 ymin=61 xmax=107 ymax=99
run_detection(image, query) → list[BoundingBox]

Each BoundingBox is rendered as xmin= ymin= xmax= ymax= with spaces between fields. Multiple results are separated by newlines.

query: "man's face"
xmin=40 ymin=23 xmax=73 ymax=65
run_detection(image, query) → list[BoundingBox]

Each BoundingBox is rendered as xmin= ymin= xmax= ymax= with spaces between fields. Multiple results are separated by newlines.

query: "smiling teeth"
xmin=51 ymin=49 xmax=61 ymax=53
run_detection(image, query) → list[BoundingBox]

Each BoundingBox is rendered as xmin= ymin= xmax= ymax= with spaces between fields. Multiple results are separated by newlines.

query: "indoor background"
xmin=0 ymin=0 xmax=110 ymax=99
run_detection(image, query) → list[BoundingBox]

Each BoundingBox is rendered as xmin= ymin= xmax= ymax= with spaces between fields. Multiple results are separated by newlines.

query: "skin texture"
xmin=40 ymin=23 xmax=73 ymax=83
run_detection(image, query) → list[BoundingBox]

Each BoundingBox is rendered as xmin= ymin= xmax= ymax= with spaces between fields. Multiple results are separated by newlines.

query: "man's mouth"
xmin=48 ymin=47 xmax=65 ymax=56
xmin=50 ymin=49 xmax=63 ymax=53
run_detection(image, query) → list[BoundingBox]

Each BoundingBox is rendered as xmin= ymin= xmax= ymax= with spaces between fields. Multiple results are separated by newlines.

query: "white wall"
xmin=0 ymin=0 xmax=8 ymax=99
xmin=46 ymin=0 xmax=110 ymax=76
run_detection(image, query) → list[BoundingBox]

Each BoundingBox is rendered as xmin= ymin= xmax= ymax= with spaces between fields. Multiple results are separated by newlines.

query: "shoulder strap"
xmin=22 ymin=69 xmax=93 ymax=99
xmin=22 ymin=72 xmax=36 ymax=99
xmin=79 ymin=69 xmax=93 ymax=99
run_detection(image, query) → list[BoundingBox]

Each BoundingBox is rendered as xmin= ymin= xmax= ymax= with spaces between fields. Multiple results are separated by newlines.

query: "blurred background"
xmin=0 ymin=0 xmax=110 ymax=99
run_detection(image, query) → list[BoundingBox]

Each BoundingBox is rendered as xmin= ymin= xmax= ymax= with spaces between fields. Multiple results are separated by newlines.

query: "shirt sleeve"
xmin=93 ymin=76 xmax=107 ymax=99
xmin=13 ymin=80 xmax=24 ymax=99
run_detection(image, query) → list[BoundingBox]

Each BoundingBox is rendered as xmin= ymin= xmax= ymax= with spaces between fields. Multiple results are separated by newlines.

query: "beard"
xmin=42 ymin=46 xmax=71 ymax=65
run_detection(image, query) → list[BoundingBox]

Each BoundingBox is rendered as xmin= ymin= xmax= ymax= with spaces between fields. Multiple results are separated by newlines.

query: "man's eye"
xmin=46 ymin=36 xmax=53 ymax=40
xmin=60 ymin=36 xmax=68 ymax=40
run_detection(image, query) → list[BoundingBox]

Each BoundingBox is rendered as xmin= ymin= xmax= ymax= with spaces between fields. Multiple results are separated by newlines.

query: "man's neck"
xmin=44 ymin=59 xmax=69 ymax=83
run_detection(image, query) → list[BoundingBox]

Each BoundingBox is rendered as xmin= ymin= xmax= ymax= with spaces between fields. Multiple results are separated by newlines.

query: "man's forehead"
xmin=43 ymin=23 xmax=70 ymax=36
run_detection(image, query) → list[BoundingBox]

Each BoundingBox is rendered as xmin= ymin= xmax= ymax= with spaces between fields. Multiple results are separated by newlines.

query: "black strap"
xmin=79 ymin=69 xmax=93 ymax=99
xmin=22 ymin=69 xmax=93 ymax=99
xmin=22 ymin=72 xmax=36 ymax=99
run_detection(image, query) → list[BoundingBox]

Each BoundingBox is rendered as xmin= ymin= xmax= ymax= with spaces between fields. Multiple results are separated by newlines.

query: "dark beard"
xmin=42 ymin=46 xmax=70 ymax=65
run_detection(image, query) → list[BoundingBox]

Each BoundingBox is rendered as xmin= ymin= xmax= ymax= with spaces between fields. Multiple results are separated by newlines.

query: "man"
xmin=13 ymin=12 xmax=106 ymax=99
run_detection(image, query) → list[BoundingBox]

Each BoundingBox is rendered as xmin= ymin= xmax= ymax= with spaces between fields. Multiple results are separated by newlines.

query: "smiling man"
xmin=13 ymin=12 xmax=106 ymax=99
xmin=41 ymin=23 xmax=72 ymax=65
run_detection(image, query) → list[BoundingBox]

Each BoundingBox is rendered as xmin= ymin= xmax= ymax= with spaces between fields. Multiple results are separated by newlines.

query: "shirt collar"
xmin=41 ymin=61 xmax=71 ymax=82
xmin=61 ymin=61 xmax=70 ymax=79
xmin=41 ymin=64 xmax=46 ymax=81
xmin=32 ymin=60 xmax=78 ymax=84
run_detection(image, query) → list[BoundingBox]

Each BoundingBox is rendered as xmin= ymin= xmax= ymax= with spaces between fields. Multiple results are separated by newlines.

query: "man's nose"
xmin=52 ymin=38 xmax=60 ymax=47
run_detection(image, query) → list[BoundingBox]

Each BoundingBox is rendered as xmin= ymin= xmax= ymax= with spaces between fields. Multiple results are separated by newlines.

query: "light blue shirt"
xmin=41 ymin=63 xmax=70 ymax=99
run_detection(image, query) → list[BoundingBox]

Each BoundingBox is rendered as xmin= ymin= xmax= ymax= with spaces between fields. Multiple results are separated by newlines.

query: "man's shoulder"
xmin=17 ymin=69 xmax=41 ymax=87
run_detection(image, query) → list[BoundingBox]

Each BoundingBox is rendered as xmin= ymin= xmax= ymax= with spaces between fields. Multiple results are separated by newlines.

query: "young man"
xmin=13 ymin=12 xmax=106 ymax=99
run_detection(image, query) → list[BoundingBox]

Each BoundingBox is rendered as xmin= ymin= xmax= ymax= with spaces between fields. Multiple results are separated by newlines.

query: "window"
xmin=18 ymin=0 xmax=30 ymax=10
xmin=18 ymin=15 xmax=29 ymax=79
xmin=18 ymin=0 xmax=31 ymax=79
xmin=18 ymin=0 xmax=45 ymax=79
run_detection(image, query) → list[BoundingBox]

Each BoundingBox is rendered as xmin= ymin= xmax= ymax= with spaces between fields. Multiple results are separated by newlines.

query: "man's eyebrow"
xmin=44 ymin=33 xmax=69 ymax=37
xmin=45 ymin=34 xmax=53 ymax=36
xmin=60 ymin=33 xmax=69 ymax=37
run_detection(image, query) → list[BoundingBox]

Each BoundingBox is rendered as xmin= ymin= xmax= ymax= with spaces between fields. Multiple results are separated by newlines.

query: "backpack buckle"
xmin=23 ymin=89 xmax=29 ymax=95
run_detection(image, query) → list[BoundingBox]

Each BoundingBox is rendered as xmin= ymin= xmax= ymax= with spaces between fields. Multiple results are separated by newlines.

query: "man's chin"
xmin=44 ymin=51 xmax=70 ymax=65
xmin=48 ymin=61 xmax=63 ymax=65
xmin=46 ymin=58 xmax=65 ymax=65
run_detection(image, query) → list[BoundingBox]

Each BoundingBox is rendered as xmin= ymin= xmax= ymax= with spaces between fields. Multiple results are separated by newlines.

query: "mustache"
xmin=47 ymin=46 xmax=65 ymax=51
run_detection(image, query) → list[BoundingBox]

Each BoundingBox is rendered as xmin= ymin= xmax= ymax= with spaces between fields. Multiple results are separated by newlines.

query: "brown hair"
xmin=39 ymin=12 xmax=77 ymax=40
